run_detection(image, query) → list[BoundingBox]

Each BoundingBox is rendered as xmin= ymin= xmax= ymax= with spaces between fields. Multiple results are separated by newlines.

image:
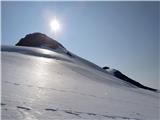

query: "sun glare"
xmin=50 ymin=19 xmax=60 ymax=33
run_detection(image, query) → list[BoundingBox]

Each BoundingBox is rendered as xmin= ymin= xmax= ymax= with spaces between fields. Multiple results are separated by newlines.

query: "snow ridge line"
xmin=2 ymin=46 xmax=72 ymax=63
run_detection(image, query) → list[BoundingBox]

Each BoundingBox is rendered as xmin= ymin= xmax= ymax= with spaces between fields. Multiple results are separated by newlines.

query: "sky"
xmin=1 ymin=1 xmax=159 ymax=89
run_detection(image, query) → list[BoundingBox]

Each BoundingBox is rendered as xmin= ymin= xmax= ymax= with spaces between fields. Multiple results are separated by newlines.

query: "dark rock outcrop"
xmin=103 ymin=67 xmax=157 ymax=92
xmin=102 ymin=66 xmax=110 ymax=70
xmin=16 ymin=32 xmax=65 ymax=50
xmin=15 ymin=32 xmax=73 ymax=57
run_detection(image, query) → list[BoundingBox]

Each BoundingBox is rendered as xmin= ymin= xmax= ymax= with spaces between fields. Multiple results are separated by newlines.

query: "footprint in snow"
xmin=45 ymin=108 xmax=57 ymax=111
xmin=16 ymin=106 xmax=31 ymax=110
xmin=63 ymin=110 xmax=80 ymax=116
xmin=13 ymin=83 xmax=20 ymax=86
xmin=1 ymin=103 xmax=6 ymax=106
xmin=86 ymin=112 xmax=97 ymax=116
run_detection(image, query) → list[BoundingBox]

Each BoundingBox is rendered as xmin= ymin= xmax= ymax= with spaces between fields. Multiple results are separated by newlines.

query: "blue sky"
xmin=2 ymin=1 xmax=159 ymax=89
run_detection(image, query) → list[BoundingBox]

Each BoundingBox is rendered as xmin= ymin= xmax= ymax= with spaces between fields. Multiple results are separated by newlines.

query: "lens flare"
xmin=50 ymin=19 xmax=60 ymax=33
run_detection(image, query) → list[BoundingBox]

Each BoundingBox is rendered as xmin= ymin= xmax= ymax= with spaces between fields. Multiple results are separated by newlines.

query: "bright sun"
xmin=50 ymin=19 xmax=60 ymax=33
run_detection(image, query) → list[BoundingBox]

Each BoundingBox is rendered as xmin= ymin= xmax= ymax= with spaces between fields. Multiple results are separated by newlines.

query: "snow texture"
xmin=1 ymin=46 xmax=160 ymax=120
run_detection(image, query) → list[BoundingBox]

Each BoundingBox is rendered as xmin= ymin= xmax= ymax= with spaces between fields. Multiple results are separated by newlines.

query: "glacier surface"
xmin=1 ymin=46 xmax=159 ymax=120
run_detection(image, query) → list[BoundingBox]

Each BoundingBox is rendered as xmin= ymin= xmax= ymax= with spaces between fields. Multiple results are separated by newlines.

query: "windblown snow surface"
xmin=1 ymin=46 xmax=160 ymax=120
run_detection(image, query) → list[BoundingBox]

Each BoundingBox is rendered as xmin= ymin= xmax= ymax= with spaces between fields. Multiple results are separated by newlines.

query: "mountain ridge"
xmin=15 ymin=32 xmax=158 ymax=92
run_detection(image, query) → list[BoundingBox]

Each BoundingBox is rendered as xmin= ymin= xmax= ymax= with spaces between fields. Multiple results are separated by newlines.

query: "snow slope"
xmin=1 ymin=46 xmax=160 ymax=120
